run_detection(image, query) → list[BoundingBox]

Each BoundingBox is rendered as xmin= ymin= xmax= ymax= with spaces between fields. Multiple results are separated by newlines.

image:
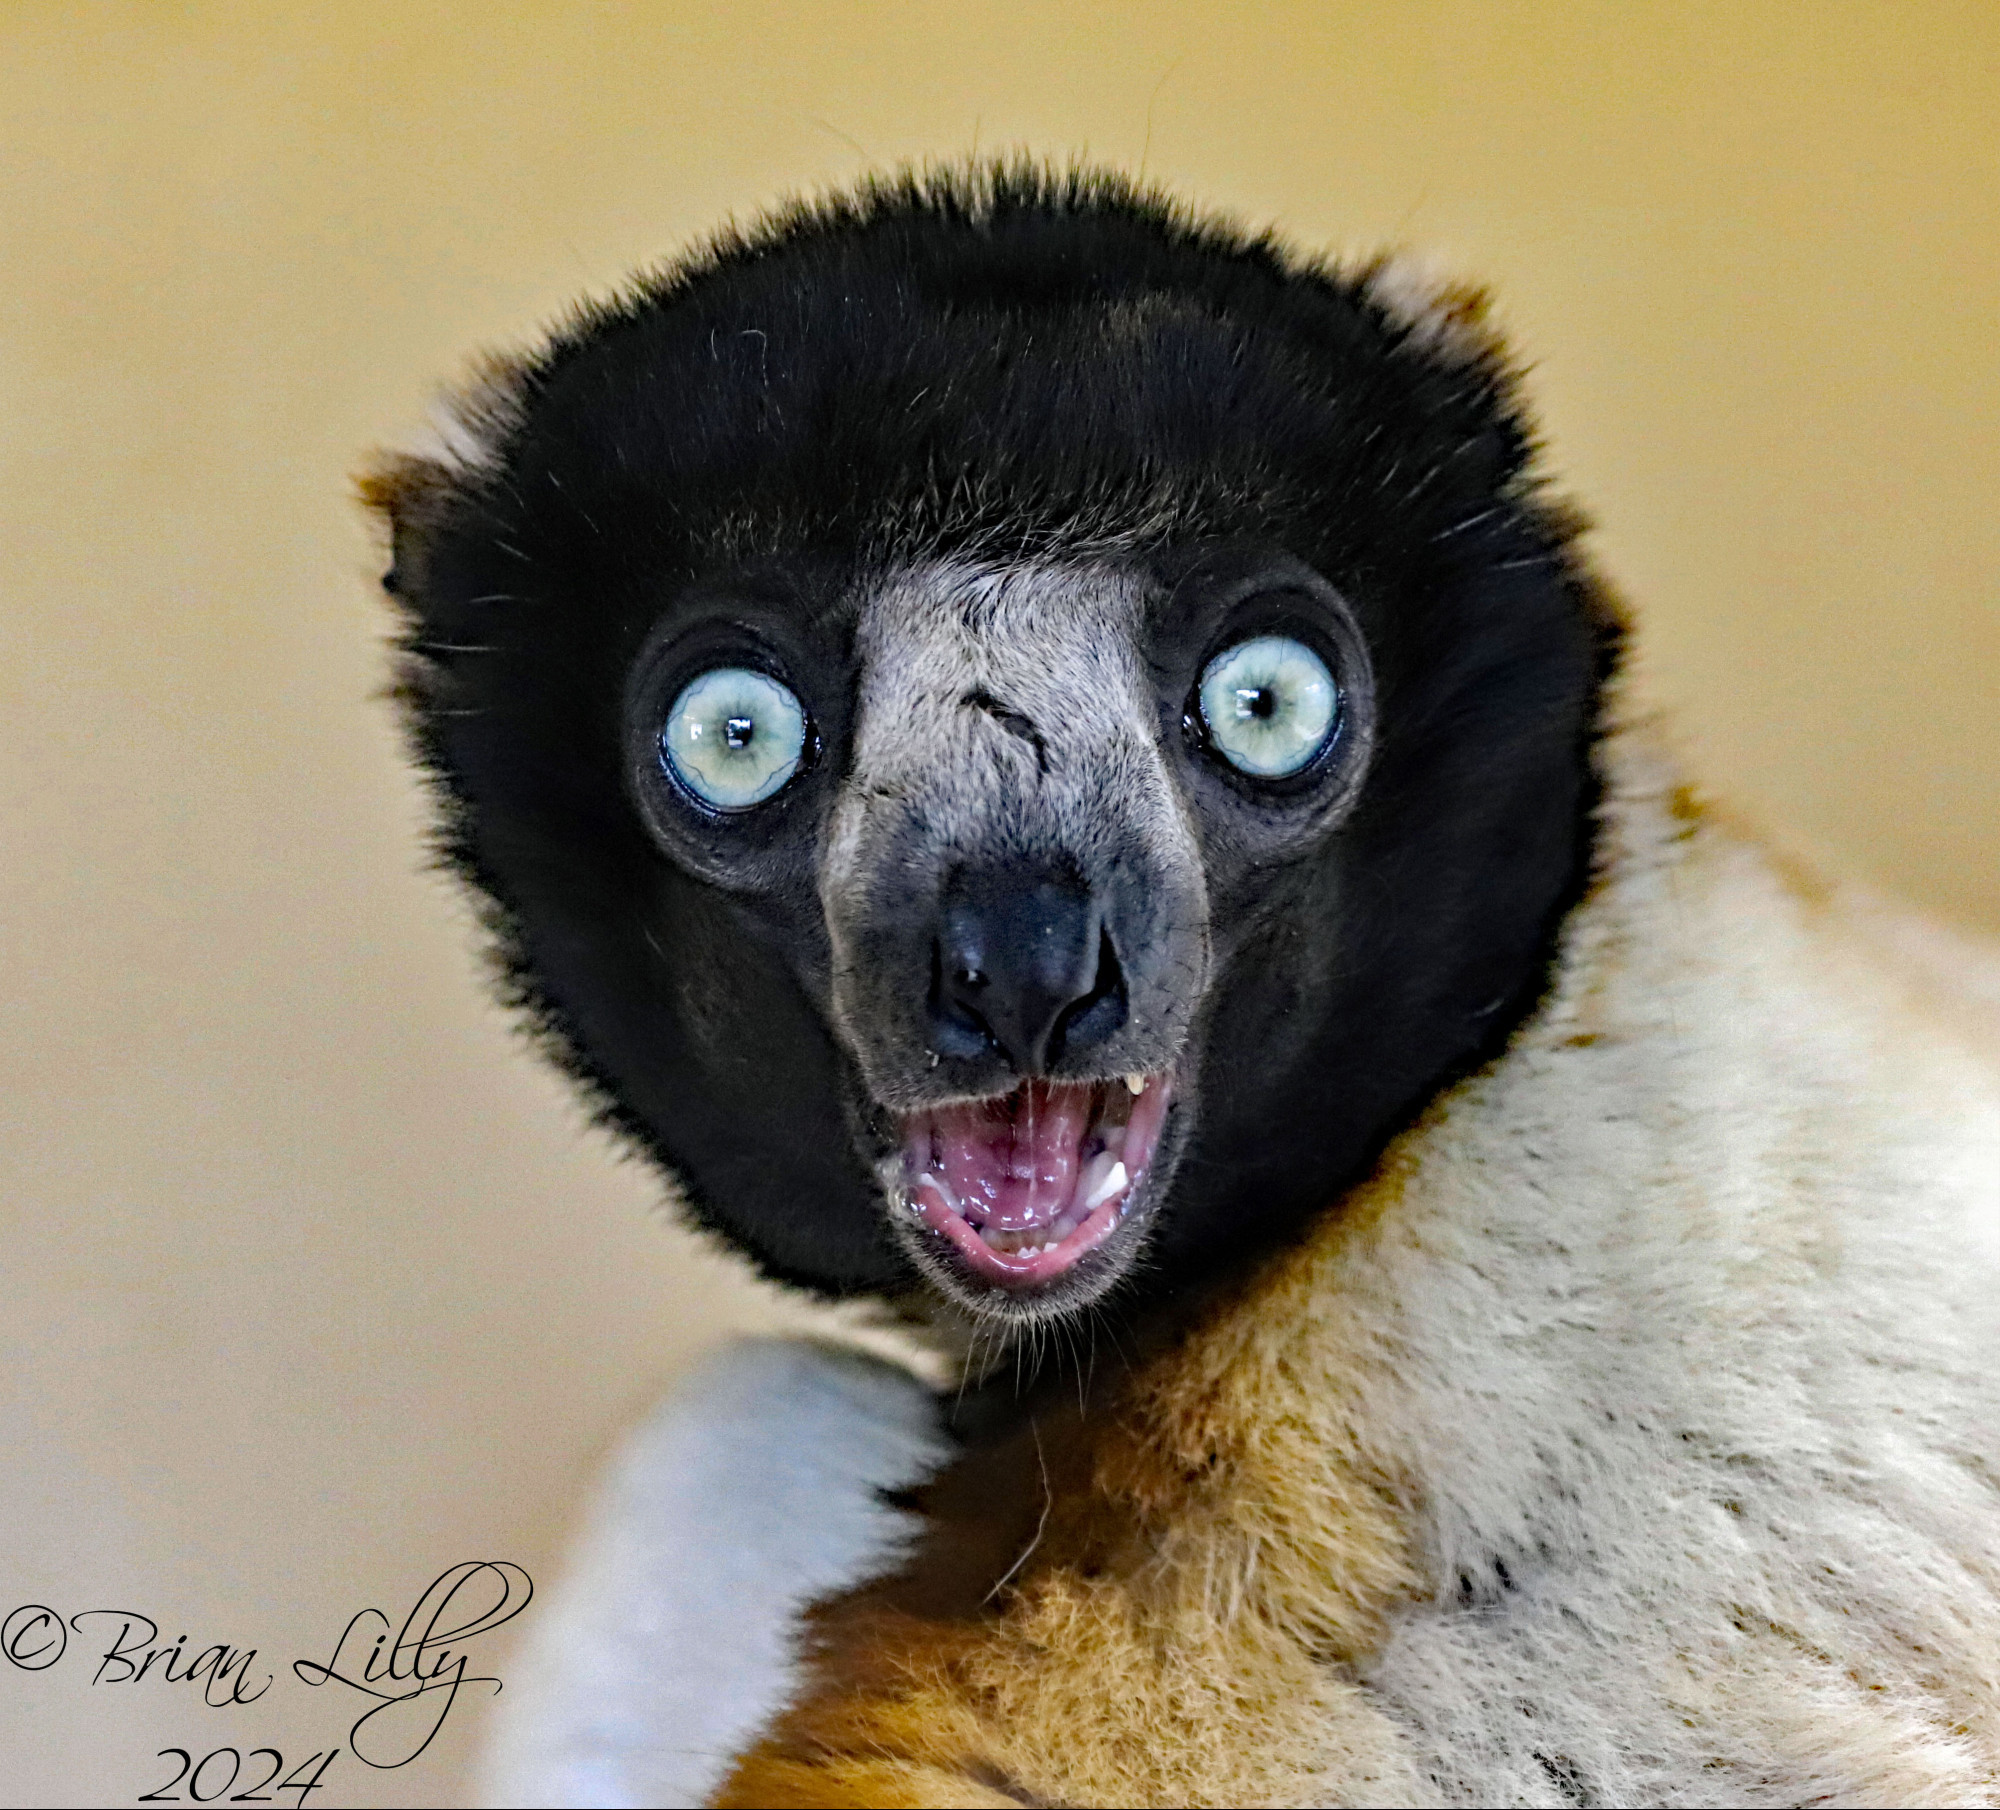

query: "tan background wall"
xmin=2 ymin=4 xmax=1994 ymax=1804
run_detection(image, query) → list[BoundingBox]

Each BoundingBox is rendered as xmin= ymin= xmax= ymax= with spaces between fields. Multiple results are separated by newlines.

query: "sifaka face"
xmin=369 ymin=166 xmax=1614 ymax=1331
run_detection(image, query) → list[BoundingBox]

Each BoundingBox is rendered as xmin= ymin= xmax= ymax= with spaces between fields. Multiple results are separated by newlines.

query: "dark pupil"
xmin=723 ymin=714 xmax=756 ymax=750
xmin=1239 ymin=685 xmax=1278 ymax=721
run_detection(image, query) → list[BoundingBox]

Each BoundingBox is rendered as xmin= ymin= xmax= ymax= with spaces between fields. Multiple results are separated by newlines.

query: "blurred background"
xmin=1 ymin=4 xmax=1994 ymax=1803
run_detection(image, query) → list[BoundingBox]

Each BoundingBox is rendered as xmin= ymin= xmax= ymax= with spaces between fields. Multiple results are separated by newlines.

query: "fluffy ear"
xmin=355 ymin=452 xmax=457 ymax=606
xmin=355 ymin=350 xmax=533 ymax=606
xmin=1356 ymin=251 xmax=1508 ymax=371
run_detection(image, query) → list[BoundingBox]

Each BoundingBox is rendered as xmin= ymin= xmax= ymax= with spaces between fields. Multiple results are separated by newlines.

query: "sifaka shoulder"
xmin=364 ymin=165 xmax=2000 ymax=1807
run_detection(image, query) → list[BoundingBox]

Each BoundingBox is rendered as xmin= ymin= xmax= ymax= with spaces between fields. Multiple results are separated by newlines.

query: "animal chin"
xmin=894 ymin=1072 xmax=1172 ymax=1293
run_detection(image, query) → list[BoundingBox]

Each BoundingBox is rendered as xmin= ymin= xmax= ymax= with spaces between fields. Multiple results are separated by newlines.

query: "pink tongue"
xmin=932 ymin=1080 xmax=1093 ymax=1232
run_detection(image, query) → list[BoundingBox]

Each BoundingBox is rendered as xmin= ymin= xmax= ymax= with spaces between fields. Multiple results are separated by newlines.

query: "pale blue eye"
xmin=660 ymin=667 xmax=806 ymax=810
xmin=1198 ymin=636 xmax=1340 ymax=778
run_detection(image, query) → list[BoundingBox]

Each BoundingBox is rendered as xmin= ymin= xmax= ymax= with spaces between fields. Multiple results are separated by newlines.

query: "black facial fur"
xmin=373 ymin=163 xmax=1619 ymax=1322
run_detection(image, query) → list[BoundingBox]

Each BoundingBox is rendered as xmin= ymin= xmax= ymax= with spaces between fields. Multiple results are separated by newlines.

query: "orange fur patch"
xmin=714 ymin=1175 xmax=1429 ymax=1808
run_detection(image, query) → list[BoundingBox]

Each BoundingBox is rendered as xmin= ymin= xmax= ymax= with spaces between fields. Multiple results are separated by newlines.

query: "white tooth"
xmin=1125 ymin=1073 xmax=1147 ymax=1095
xmin=1082 ymin=1160 xmax=1129 ymax=1212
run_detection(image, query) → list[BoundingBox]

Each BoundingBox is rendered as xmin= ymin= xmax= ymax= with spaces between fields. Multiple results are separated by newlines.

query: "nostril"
xmin=1049 ymin=927 xmax=1128 ymax=1066
xmin=930 ymin=936 xmax=1000 ymax=1060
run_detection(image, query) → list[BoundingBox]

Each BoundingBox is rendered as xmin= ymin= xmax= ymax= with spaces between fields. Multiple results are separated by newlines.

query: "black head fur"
xmin=369 ymin=161 xmax=1621 ymax=1323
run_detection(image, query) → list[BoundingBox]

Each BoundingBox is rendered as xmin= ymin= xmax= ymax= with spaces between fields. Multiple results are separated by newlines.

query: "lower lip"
xmin=911 ymin=1169 xmax=1132 ymax=1286
xmin=904 ymin=1076 xmax=1172 ymax=1290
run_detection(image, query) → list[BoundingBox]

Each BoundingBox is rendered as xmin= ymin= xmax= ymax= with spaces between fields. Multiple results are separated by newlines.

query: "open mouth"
xmin=897 ymin=1072 xmax=1172 ymax=1289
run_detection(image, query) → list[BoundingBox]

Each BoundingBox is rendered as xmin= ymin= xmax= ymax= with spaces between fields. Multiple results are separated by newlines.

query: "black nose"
xmin=929 ymin=865 xmax=1128 ymax=1073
